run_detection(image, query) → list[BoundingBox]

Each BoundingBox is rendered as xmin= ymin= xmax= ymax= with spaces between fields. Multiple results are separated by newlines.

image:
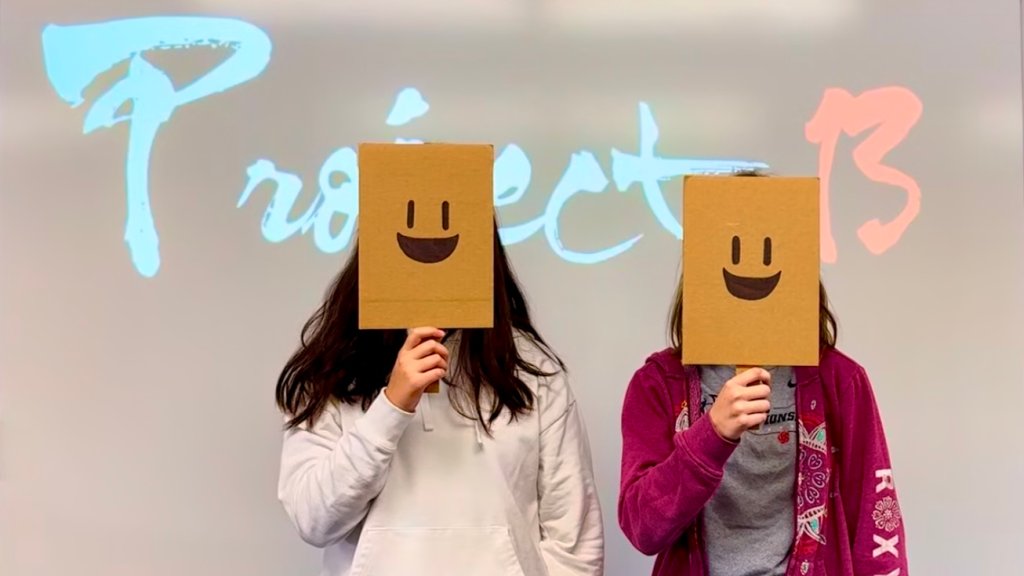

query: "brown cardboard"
xmin=681 ymin=175 xmax=820 ymax=366
xmin=358 ymin=143 xmax=494 ymax=329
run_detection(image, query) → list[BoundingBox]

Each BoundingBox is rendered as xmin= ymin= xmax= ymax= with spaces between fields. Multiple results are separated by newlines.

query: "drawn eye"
xmin=763 ymin=237 xmax=772 ymax=266
xmin=406 ymin=200 xmax=415 ymax=229
xmin=731 ymin=235 xmax=740 ymax=265
xmin=441 ymin=201 xmax=450 ymax=231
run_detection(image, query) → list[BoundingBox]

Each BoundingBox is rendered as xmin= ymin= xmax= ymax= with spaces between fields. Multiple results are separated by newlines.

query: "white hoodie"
xmin=277 ymin=338 xmax=605 ymax=576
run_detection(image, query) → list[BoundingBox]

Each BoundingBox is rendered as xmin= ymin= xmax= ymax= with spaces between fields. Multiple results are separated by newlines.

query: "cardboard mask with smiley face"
xmin=681 ymin=175 xmax=820 ymax=366
xmin=358 ymin=143 xmax=494 ymax=329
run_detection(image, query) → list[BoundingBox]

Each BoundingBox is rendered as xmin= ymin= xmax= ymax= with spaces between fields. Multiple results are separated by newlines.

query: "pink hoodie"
xmin=618 ymin=347 xmax=908 ymax=576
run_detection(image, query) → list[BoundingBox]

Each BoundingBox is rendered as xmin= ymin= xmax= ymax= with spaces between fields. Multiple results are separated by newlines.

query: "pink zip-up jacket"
xmin=618 ymin=347 xmax=908 ymax=576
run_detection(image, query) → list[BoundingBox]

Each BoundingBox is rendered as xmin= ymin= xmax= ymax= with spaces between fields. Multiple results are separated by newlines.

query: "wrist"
xmin=678 ymin=415 xmax=740 ymax=475
xmin=709 ymin=413 xmax=741 ymax=443
xmin=384 ymin=386 xmax=419 ymax=413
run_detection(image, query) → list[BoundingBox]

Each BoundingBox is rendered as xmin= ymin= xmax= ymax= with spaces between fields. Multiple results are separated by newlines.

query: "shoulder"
xmin=512 ymin=330 xmax=564 ymax=392
xmin=620 ymin=347 xmax=692 ymax=421
xmin=629 ymin=347 xmax=690 ymax=391
xmin=286 ymin=397 xmax=346 ymax=439
xmin=817 ymin=347 xmax=876 ymax=403
xmin=512 ymin=331 xmax=575 ymax=423
xmin=818 ymin=347 xmax=870 ymax=383
xmin=513 ymin=330 xmax=561 ymax=373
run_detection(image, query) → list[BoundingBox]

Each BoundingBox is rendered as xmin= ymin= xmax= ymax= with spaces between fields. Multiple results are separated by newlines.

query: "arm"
xmin=536 ymin=372 xmax=605 ymax=576
xmin=617 ymin=363 xmax=737 ymax=556
xmin=837 ymin=366 xmax=909 ymax=575
xmin=277 ymin=393 xmax=414 ymax=547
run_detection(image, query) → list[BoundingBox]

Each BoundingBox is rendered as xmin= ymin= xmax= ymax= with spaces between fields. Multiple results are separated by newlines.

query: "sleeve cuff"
xmin=380 ymin=389 xmax=416 ymax=416
xmin=676 ymin=415 xmax=738 ymax=476
xmin=353 ymin=391 xmax=416 ymax=452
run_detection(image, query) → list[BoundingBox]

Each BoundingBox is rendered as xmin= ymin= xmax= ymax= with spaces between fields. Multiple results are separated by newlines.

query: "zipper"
xmin=687 ymin=367 xmax=708 ymax=576
xmin=789 ymin=376 xmax=801 ymax=575
xmin=696 ymin=511 xmax=708 ymax=575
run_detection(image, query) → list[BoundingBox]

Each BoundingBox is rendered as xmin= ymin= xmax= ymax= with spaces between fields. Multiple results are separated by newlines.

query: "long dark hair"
xmin=670 ymin=168 xmax=838 ymax=358
xmin=276 ymin=221 xmax=564 ymax=432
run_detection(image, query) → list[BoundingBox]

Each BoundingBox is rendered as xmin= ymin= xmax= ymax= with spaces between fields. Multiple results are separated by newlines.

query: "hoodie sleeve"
xmin=836 ymin=365 xmax=909 ymax=575
xmin=277 ymin=393 xmax=414 ymax=548
xmin=617 ymin=360 xmax=738 ymax=556
xmin=536 ymin=368 xmax=606 ymax=576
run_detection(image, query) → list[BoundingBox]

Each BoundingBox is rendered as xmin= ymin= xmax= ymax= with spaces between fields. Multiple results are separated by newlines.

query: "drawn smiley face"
xmin=680 ymin=175 xmax=820 ymax=367
xmin=396 ymin=199 xmax=459 ymax=264
xmin=358 ymin=142 xmax=494 ymax=330
xmin=722 ymin=234 xmax=781 ymax=300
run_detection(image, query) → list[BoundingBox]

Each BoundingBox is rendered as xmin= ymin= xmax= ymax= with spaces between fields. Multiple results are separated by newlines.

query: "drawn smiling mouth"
xmin=722 ymin=268 xmax=782 ymax=301
xmin=396 ymin=233 xmax=460 ymax=263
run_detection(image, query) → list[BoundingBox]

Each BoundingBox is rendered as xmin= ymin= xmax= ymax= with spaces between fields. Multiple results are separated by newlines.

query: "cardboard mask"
xmin=358 ymin=143 xmax=494 ymax=329
xmin=681 ymin=175 xmax=820 ymax=366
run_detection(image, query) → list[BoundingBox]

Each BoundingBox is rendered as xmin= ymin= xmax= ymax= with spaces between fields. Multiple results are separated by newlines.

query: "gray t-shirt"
xmin=699 ymin=365 xmax=797 ymax=576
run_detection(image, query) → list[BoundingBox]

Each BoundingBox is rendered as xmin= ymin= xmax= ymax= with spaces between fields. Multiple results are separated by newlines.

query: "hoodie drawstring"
xmin=418 ymin=379 xmax=483 ymax=446
xmin=420 ymin=392 xmax=435 ymax=431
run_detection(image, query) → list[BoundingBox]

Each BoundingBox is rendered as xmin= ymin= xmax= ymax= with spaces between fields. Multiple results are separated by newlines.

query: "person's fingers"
xmin=740 ymin=411 xmax=768 ymax=429
xmin=413 ymin=367 xmax=448 ymax=388
xmin=403 ymin=327 xmax=445 ymax=350
xmin=408 ymin=339 xmax=448 ymax=361
xmin=728 ymin=367 xmax=771 ymax=388
xmin=738 ymin=383 xmax=772 ymax=401
xmin=414 ymin=353 xmax=447 ymax=373
xmin=738 ymin=399 xmax=771 ymax=415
